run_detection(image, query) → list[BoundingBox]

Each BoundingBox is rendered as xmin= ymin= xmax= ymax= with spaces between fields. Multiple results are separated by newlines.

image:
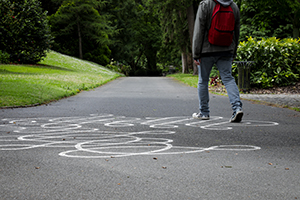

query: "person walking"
xmin=192 ymin=0 xmax=243 ymax=122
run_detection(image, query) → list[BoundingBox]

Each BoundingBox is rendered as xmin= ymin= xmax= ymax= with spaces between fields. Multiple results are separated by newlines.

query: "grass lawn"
xmin=168 ymin=73 xmax=199 ymax=88
xmin=0 ymin=51 xmax=122 ymax=108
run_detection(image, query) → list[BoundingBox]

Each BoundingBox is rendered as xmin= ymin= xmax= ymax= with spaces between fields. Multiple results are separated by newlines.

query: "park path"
xmin=0 ymin=77 xmax=299 ymax=199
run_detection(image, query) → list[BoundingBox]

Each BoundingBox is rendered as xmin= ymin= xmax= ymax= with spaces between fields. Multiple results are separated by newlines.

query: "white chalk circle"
xmin=1 ymin=114 xmax=275 ymax=158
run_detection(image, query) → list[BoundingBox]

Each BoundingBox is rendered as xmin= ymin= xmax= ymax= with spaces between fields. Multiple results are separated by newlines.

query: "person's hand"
xmin=194 ymin=59 xmax=200 ymax=66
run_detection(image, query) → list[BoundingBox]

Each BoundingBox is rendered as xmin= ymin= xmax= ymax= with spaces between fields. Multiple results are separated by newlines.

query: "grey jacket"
xmin=192 ymin=0 xmax=240 ymax=59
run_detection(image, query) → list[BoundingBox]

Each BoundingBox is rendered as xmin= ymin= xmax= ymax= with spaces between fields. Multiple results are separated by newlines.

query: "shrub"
xmin=0 ymin=0 xmax=52 ymax=64
xmin=84 ymin=45 xmax=111 ymax=66
xmin=0 ymin=50 xmax=10 ymax=64
xmin=106 ymin=59 xmax=131 ymax=76
xmin=234 ymin=37 xmax=300 ymax=88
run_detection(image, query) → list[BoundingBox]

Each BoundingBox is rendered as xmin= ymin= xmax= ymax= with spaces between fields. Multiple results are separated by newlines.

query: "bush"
xmin=0 ymin=50 xmax=10 ymax=64
xmin=234 ymin=37 xmax=300 ymax=88
xmin=106 ymin=59 xmax=131 ymax=76
xmin=0 ymin=0 xmax=52 ymax=64
xmin=84 ymin=45 xmax=111 ymax=66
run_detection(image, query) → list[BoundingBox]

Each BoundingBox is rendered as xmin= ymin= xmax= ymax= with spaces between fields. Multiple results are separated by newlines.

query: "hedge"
xmin=233 ymin=37 xmax=300 ymax=88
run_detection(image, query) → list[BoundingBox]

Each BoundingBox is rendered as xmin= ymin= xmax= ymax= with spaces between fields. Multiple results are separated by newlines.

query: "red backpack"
xmin=208 ymin=0 xmax=235 ymax=46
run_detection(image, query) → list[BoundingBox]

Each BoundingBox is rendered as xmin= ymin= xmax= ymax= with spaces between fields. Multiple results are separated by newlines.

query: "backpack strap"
xmin=208 ymin=0 xmax=218 ymax=30
xmin=211 ymin=0 xmax=221 ymax=19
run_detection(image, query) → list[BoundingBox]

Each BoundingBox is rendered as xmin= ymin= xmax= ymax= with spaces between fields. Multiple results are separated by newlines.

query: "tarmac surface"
xmin=0 ymin=77 xmax=299 ymax=200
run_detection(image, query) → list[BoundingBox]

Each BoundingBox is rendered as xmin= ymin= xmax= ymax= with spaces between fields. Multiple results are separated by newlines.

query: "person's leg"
xmin=216 ymin=56 xmax=243 ymax=122
xmin=196 ymin=57 xmax=215 ymax=116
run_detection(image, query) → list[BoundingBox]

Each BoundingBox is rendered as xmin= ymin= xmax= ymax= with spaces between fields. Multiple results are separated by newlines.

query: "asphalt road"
xmin=1 ymin=77 xmax=299 ymax=200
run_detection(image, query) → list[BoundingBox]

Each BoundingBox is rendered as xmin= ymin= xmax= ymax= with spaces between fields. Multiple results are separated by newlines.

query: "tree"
xmin=239 ymin=0 xmax=299 ymax=40
xmin=49 ymin=0 xmax=113 ymax=65
xmin=39 ymin=0 xmax=62 ymax=15
xmin=136 ymin=1 xmax=162 ymax=75
xmin=272 ymin=0 xmax=300 ymax=38
xmin=152 ymin=0 xmax=201 ymax=74
xmin=0 ymin=0 xmax=52 ymax=64
xmin=107 ymin=0 xmax=162 ymax=75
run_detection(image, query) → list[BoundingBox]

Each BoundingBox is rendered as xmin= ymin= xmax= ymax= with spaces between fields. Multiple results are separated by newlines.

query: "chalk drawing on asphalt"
xmin=0 ymin=113 xmax=278 ymax=158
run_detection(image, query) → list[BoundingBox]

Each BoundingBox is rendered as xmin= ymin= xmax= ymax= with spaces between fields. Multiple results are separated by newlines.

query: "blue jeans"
xmin=197 ymin=56 xmax=242 ymax=115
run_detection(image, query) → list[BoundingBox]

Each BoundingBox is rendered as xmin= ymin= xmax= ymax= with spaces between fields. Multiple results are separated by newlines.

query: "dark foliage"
xmin=0 ymin=0 xmax=53 ymax=64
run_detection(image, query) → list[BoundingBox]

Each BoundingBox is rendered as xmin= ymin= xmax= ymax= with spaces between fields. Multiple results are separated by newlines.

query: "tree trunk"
xmin=187 ymin=52 xmax=198 ymax=75
xmin=293 ymin=27 xmax=299 ymax=38
xmin=77 ymin=17 xmax=83 ymax=59
xmin=293 ymin=14 xmax=300 ymax=38
xmin=187 ymin=4 xmax=194 ymax=51
xmin=181 ymin=52 xmax=188 ymax=73
xmin=293 ymin=10 xmax=300 ymax=39
xmin=186 ymin=3 xmax=197 ymax=75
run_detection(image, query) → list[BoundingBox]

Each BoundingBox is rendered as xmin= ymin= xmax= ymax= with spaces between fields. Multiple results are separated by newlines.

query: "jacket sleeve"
xmin=193 ymin=2 xmax=207 ymax=60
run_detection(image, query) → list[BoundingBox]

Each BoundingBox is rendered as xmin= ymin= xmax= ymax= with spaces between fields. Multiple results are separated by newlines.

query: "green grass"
xmin=168 ymin=73 xmax=198 ymax=88
xmin=168 ymin=73 xmax=227 ymax=95
xmin=0 ymin=51 xmax=122 ymax=107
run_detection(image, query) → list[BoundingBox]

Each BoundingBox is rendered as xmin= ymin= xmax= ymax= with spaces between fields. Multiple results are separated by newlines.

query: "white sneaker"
xmin=192 ymin=113 xmax=210 ymax=120
xmin=229 ymin=108 xmax=243 ymax=122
